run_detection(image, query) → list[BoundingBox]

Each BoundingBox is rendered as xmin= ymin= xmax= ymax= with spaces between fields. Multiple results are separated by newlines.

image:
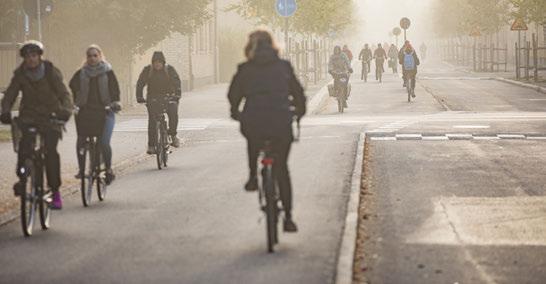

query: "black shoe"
xmin=105 ymin=169 xmax=116 ymax=185
xmin=146 ymin=146 xmax=156 ymax=155
xmin=75 ymin=172 xmax=82 ymax=179
xmin=244 ymin=177 xmax=258 ymax=192
xmin=171 ymin=135 xmax=181 ymax=148
xmin=283 ymin=218 xmax=298 ymax=233
xmin=13 ymin=181 xmax=24 ymax=197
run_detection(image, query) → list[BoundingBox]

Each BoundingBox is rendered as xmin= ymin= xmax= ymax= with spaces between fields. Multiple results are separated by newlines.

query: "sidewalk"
xmin=436 ymin=60 xmax=546 ymax=94
xmin=0 ymin=80 xmax=330 ymax=225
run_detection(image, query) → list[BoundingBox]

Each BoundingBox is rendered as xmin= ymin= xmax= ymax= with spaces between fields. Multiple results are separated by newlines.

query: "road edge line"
xmin=308 ymin=81 xmax=332 ymax=115
xmin=494 ymin=78 xmax=546 ymax=94
xmin=335 ymin=132 xmax=366 ymax=284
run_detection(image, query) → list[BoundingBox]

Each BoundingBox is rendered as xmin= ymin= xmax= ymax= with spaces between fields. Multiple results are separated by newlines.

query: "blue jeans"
xmin=77 ymin=111 xmax=115 ymax=171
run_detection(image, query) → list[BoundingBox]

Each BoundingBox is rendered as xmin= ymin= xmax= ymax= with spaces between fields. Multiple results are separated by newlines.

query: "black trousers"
xmin=17 ymin=128 xmax=61 ymax=191
xmin=247 ymin=136 xmax=293 ymax=214
xmin=147 ymin=100 xmax=179 ymax=146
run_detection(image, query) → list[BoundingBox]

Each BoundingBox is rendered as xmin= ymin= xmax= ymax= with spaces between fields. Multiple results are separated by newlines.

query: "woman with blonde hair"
xmin=69 ymin=45 xmax=121 ymax=185
xmin=228 ymin=30 xmax=306 ymax=232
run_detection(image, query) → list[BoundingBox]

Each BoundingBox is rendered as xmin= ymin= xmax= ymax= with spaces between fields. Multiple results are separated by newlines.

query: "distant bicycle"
xmin=331 ymin=70 xmax=350 ymax=113
xmin=258 ymin=118 xmax=300 ymax=253
xmin=361 ymin=61 xmax=369 ymax=82
xmin=148 ymin=96 xmax=175 ymax=170
xmin=375 ymin=59 xmax=385 ymax=83
xmin=11 ymin=117 xmax=65 ymax=236
xmin=406 ymin=75 xmax=416 ymax=102
xmin=78 ymin=106 xmax=112 ymax=207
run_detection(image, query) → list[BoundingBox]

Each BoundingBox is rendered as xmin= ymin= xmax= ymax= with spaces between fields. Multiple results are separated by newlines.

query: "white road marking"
xmin=453 ymin=125 xmax=490 ymax=129
xmin=498 ymin=134 xmax=526 ymax=139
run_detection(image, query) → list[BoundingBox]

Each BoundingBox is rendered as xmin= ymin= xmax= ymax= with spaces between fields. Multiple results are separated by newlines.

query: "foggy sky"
xmin=353 ymin=0 xmax=434 ymax=48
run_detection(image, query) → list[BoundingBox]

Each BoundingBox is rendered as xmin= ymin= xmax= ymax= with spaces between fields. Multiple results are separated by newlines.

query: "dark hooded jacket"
xmin=1 ymin=60 xmax=73 ymax=131
xmin=228 ymin=46 xmax=306 ymax=139
xmin=136 ymin=51 xmax=182 ymax=101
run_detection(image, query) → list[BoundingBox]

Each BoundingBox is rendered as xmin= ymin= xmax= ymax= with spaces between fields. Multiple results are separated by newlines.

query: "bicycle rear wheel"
xmin=263 ymin=165 xmax=278 ymax=253
xmin=20 ymin=159 xmax=37 ymax=237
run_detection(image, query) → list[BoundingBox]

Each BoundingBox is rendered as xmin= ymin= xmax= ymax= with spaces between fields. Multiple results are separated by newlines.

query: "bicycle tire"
xmin=81 ymin=143 xmax=94 ymax=207
xmin=21 ymin=159 xmax=37 ymax=237
xmin=162 ymin=124 xmax=169 ymax=168
xmin=407 ymin=82 xmax=412 ymax=102
xmin=156 ymin=121 xmax=163 ymax=170
xmin=263 ymin=165 xmax=278 ymax=253
xmin=97 ymin=160 xmax=106 ymax=202
xmin=95 ymin=145 xmax=106 ymax=201
xmin=39 ymin=187 xmax=51 ymax=230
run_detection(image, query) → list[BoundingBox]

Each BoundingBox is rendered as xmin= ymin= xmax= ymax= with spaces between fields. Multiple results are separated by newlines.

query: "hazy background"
xmin=350 ymin=0 xmax=434 ymax=50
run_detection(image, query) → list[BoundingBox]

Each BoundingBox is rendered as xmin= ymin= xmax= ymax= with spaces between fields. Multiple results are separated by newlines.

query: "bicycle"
xmin=361 ymin=61 xmax=369 ymax=82
xmin=148 ymin=96 xmax=174 ymax=170
xmin=258 ymin=118 xmax=300 ymax=253
xmin=77 ymin=106 xmax=112 ymax=207
xmin=405 ymin=74 xmax=416 ymax=102
xmin=11 ymin=117 xmax=65 ymax=237
xmin=375 ymin=58 xmax=385 ymax=83
xmin=332 ymin=71 xmax=350 ymax=113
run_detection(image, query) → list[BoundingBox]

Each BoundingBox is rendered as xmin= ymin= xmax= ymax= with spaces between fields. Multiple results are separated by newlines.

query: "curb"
xmin=335 ymin=133 xmax=365 ymax=284
xmin=308 ymin=81 xmax=332 ymax=115
xmin=494 ymin=78 xmax=546 ymax=94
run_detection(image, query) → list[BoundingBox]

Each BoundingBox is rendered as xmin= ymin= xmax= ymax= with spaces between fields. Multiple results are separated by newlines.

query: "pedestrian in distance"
xmin=69 ymin=44 xmax=121 ymax=185
xmin=228 ymin=30 xmax=307 ymax=233
xmin=0 ymin=41 xmax=73 ymax=209
xmin=136 ymin=51 xmax=183 ymax=154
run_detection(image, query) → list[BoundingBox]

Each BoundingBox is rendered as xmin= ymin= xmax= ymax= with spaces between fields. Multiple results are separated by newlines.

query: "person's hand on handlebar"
xmin=230 ymin=111 xmax=241 ymax=121
xmin=0 ymin=112 xmax=12 ymax=125
xmin=53 ymin=109 xmax=72 ymax=122
xmin=110 ymin=101 xmax=122 ymax=113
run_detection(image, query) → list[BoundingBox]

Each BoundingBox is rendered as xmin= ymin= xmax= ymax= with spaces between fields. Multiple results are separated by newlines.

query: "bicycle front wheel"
xmin=39 ymin=187 xmax=52 ymax=230
xmin=97 ymin=153 xmax=107 ymax=201
xmin=20 ymin=159 xmax=37 ymax=237
xmin=156 ymin=122 xmax=164 ymax=170
xmin=263 ymin=165 xmax=278 ymax=253
xmin=81 ymin=144 xmax=94 ymax=207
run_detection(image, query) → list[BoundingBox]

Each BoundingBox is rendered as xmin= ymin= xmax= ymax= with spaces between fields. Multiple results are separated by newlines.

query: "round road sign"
xmin=400 ymin=17 xmax=411 ymax=30
xmin=393 ymin=27 xmax=402 ymax=36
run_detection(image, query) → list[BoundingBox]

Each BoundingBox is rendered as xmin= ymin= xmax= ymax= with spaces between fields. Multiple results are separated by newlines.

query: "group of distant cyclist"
xmin=327 ymin=40 xmax=427 ymax=105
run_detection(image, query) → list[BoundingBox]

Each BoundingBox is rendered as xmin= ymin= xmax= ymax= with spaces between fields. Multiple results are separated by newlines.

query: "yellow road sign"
xmin=470 ymin=27 xmax=481 ymax=37
xmin=511 ymin=18 xmax=528 ymax=31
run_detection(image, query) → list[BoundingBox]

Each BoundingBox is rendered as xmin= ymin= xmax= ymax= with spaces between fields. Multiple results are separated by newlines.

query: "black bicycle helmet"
xmin=20 ymin=40 xmax=44 ymax=57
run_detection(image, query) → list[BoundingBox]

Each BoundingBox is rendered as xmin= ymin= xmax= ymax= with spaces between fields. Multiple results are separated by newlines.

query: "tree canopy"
xmin=228 ymin=0 xmax=356 ymax=36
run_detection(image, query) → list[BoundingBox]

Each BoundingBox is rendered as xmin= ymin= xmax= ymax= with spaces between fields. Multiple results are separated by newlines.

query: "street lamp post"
xmin=36 ymin=0 xmax=42 ymax=42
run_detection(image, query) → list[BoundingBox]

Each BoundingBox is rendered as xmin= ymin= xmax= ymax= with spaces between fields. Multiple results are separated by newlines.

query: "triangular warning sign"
xmin=470 ymin=27 xmax=481 ymax=37
xmin=511 ymin=18 xmax=528 ymax=31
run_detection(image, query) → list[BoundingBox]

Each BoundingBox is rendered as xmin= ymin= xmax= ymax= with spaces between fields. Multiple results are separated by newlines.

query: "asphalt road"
xmin=0 ymin=58 xmax=545 ymax=284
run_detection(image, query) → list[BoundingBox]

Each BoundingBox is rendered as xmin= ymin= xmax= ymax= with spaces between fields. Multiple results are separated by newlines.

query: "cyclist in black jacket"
xmin=0 ymin=41 xmax=73 ymax=209
xmin=136 ymin=51 xmax=182 ymax=154
xmin=228 ymin=30 xmax=306 ymax=233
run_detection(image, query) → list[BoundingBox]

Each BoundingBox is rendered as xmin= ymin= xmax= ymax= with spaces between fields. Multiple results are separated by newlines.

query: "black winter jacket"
xmin=1 ymin=61 xmax=73 ymax=131
xmin=136 ymin=65 xmax=182 ymax=101
xmin=69 ymin=69 xmax=120 ymax=108
xmin=228 ymin=47 xmax=306 ymax=139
